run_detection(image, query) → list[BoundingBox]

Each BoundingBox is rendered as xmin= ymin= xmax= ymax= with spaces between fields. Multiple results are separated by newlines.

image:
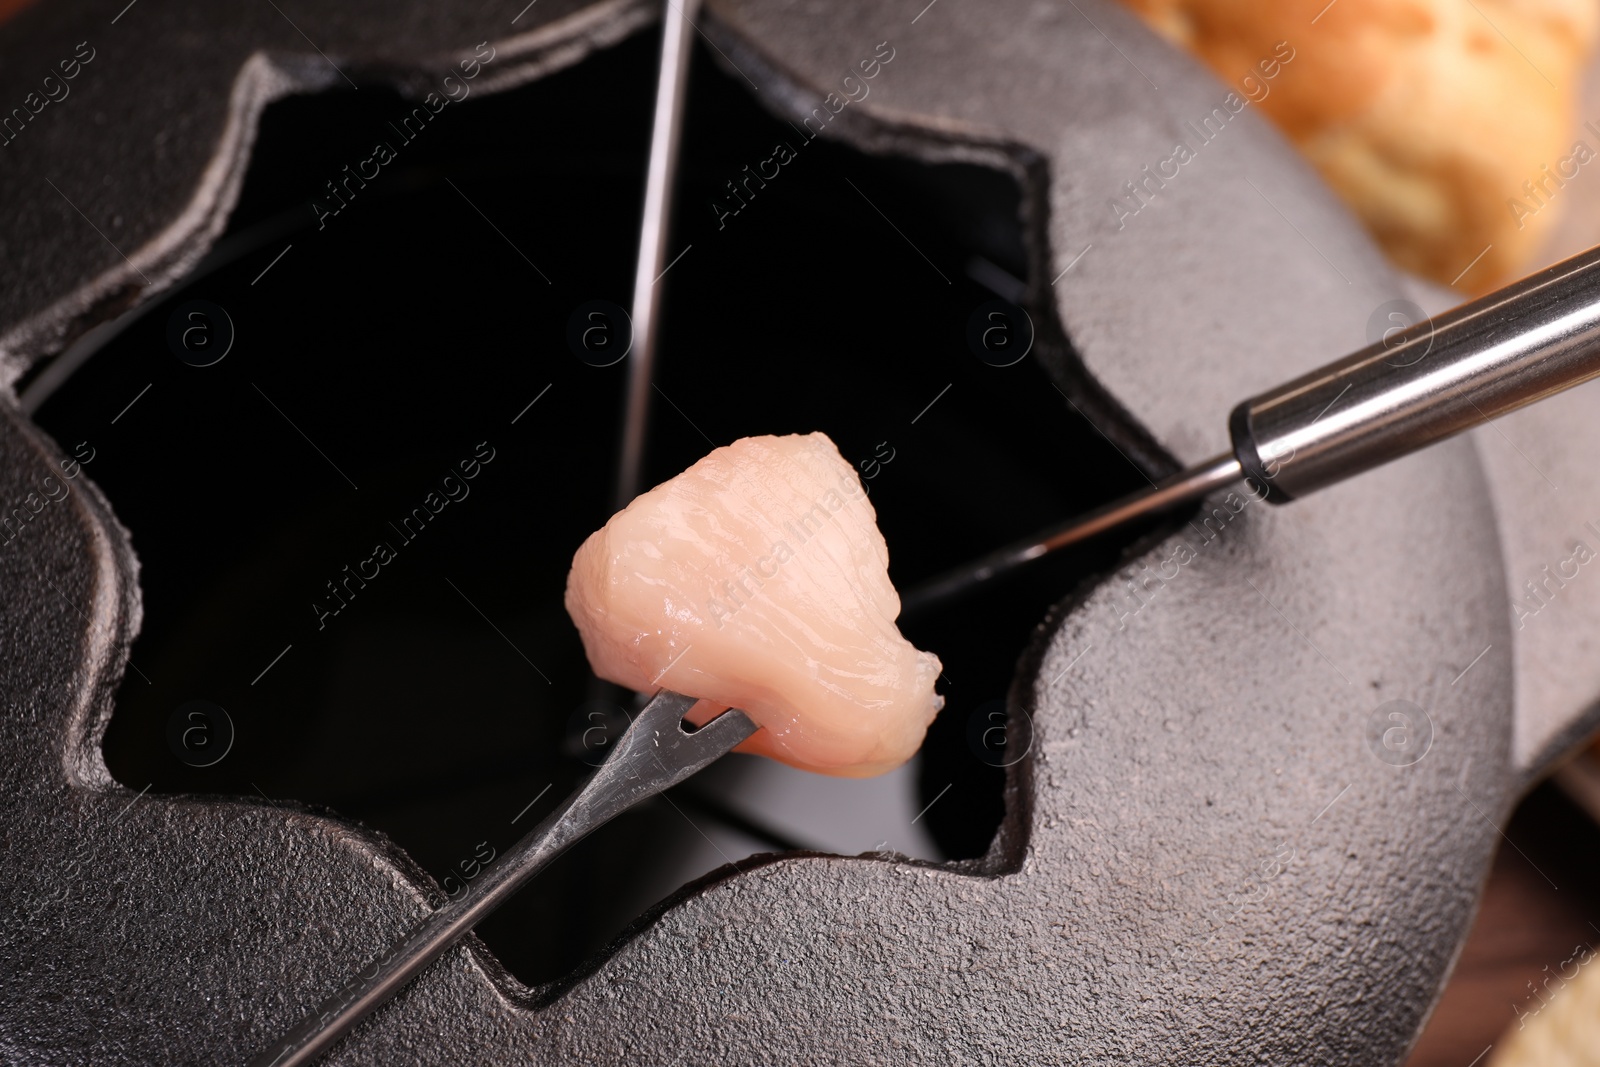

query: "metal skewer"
xmin=250 ymin=692 xmax=758 ymax=1067
xmin=253 ymin=18 xmax=726 ymax=1058
xmin=615 ymin=0 xmax=700 ymax=510
xmin=900 ymin=452 xmax=1242 ymax=612
xmin=903 ymin=242 xmax=1600 ymax=614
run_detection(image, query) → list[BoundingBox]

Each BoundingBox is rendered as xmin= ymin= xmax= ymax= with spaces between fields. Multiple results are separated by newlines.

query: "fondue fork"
xmin=255 ymin=4 xmax=723 ymax=1060
xmin=904 ymin=244 xmax=1600 ymax=612
xmin=250 ymin=691 xmax=757 ymax=1067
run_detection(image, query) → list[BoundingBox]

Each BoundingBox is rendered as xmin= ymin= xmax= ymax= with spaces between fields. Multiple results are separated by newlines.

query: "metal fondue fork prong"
xmin=249 ymin=691 xmax=758 ymax=1067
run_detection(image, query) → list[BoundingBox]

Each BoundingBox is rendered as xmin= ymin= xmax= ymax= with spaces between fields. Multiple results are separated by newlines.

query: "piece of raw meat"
xmin=564 ymin=432 xmax=942 ymax=777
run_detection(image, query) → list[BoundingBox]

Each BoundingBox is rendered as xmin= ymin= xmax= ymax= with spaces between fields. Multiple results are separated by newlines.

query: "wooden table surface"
xmin=1404 ymin=781 xmax=1600 ymax=1066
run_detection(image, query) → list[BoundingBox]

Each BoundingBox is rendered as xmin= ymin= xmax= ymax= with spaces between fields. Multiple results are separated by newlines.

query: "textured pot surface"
xmin=1 ymin=1 xmax=1596 ymax=1064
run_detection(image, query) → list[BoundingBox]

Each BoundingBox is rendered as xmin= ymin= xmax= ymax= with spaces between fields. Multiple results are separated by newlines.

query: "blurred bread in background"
xmin=1118 ymin=0 xmax=1600 ymax=292
xmin=1486 ymin=937 xmax=1600 ymax=1067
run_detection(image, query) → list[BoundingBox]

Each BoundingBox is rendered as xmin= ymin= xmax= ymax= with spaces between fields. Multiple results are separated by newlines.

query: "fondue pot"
xmin=3 ymin=0 xmax=1598 ymax=1063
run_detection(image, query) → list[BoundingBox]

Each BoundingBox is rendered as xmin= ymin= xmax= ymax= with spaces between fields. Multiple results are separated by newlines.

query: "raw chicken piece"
xmin=564 ymin=432 xmax=942 ymax=777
